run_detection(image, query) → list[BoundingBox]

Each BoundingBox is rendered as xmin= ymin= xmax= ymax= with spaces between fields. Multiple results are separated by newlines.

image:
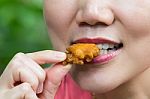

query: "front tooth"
xmin=102 ymin=43 xmax=109 ymax=49
xmin=97 ymin=44 xmax=102 ymax=49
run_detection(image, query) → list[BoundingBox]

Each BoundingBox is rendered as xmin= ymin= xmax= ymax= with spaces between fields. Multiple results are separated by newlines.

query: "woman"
xmin=1 ymin=0 xmax=150 ymax=99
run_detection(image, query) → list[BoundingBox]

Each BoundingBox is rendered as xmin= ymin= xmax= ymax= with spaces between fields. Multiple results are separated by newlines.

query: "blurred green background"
xmin=0 ymin=0 xmax=53 ymax=74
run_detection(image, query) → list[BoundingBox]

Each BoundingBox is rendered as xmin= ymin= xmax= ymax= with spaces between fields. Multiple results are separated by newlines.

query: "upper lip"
xmin=72 ymin=37 xmax=120 ymax=44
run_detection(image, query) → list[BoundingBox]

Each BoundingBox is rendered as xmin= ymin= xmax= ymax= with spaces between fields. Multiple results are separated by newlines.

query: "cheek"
xmin=44 ymin=0 xmax=77 ymax=50
xmin=113 ymin=1 xmax=150 ymax=67
xmin=126 ymin=38 xmax=150 ymax=68
xmin=44 ymin=0 xmax=77 ymax=33
xmin=113 ymin=1 xmax=150 ymax=38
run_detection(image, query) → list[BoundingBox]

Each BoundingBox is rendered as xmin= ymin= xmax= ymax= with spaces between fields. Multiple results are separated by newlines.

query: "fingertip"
xmin=26 ymin=50 xmax=67 ymax=64
xmin=42 ymin=50 xmax=66 ymax=60
xmin=62 ymin=64 xmax=72 ymax=70
xmin=37 ymin=83 xmax=43 ymax=94
xmin=52 ymin=51 xmax=66 ymax=61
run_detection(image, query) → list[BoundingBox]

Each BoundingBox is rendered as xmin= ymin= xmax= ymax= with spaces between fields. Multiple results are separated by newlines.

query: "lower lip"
xmin=93 ymin=49 xmax=121 ymax=64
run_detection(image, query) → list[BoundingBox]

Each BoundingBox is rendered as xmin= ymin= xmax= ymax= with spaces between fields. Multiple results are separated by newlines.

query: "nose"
xmin=76 ymin=0 xmax=115 ymax=26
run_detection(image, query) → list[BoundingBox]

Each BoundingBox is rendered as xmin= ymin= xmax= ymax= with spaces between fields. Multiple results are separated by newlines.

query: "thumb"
xmin=46 ymin=63 xmax=72 ymax=85
xmin=39 ymin=64 xmax=72 ymax=99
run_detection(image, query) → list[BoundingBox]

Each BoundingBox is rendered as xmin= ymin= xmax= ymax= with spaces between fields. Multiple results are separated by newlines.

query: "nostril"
xmin=79 ymin=22 xmax=89 ymax=27
xmin=79 ymin=22 xmax=108 ymax=27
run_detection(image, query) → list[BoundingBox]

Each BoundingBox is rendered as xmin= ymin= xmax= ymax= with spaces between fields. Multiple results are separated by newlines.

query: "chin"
xmin=70 ymin=67 xmax=124 ymax=94
xmin=72 ymin=74 xmax=121 ymax=94
xmin=70 ymin=59 xmax=134 ymax=94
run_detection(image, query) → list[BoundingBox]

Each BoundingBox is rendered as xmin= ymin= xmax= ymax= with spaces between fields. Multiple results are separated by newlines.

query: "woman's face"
xmin=44 ymin=0 xmax=150 ymax=93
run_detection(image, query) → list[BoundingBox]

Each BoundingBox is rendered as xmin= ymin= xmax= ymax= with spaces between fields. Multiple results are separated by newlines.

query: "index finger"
xmin=26 ymin=50 xmax=66 ymax=65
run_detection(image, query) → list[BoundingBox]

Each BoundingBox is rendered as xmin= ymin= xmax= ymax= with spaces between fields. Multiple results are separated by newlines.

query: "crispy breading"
xmin=63 ymin=43 xmax=100 ymax=65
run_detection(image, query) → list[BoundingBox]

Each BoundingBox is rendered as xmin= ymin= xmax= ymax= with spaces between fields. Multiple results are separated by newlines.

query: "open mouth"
xmin=97 ymin=43 xmax=123 ymax=55
xmin=72 ymin=38 xmax=123 ymax=64
xmin=93 ymin=43 xmax=123 ymax=64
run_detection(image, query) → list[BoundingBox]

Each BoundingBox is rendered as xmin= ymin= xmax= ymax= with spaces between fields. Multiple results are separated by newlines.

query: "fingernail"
xmin=37 ymin=83 xmax=43 ymax=94
xmin=54 ymin=52 xmax=66 ymax=60
xmin=63 ymin=64 xmax=72 ymax=70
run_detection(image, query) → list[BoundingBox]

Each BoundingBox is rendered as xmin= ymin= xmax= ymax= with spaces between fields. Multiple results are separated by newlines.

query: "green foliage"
xmin=0 ymin=0 xmax=53 ymax=73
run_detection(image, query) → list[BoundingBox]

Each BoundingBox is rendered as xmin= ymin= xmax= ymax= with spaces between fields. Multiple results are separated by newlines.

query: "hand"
xmin=0 ymin=50 xmax=71 ymax=99
xmin=38 ymin=63 xmax=71 ymax=99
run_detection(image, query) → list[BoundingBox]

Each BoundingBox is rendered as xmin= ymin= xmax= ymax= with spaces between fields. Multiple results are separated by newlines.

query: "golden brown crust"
xmin=63 ymin=43 xmax=100 ymax=65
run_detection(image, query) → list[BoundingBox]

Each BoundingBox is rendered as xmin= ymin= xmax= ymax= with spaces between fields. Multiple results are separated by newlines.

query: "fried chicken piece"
xmin=63 ymin=43 xmax=100 ymax=65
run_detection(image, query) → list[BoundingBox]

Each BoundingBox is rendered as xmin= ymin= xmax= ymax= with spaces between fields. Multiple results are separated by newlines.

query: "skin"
xmin=0 ymin=51 xmax=71 ymax=99
xmin=1 ymin=0 xmax=150 ymax=99
xmin=44 ymin=0 xmax=150 ymax=99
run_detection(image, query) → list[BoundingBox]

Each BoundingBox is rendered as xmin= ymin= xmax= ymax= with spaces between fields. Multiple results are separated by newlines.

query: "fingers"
xmin=39 ymin=63 xmax=72 ymax=99
xmin=13 ymin=65 xmax=39 ymax=92
xmin=4 ymin=83 xmax=39 ymax=99
xmin=16 ymin=53 xmax=46 ymax=93
xmin=0 ymin=50 xmax=68 ymax=99
xmin=25 ymin=50 xmax=67 ymax=93
xmin=26 ymin=50 xmax=66 ymax=64
xmin=1 ymin=53 xmax=45 ymax=93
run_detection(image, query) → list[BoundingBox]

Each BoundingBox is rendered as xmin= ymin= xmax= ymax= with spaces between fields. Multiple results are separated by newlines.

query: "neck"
xmin=94 ymin=67 xmax=150 ymax=99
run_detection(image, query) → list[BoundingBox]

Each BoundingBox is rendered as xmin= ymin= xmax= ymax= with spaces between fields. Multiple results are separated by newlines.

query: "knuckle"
xmin=15 ymin=67 xmax=24 ymax=76
xmin=9 ymin=52 xmax=25 ymax=67
xmin=20 ymin=83 xmax=32 ymax=92
xmin=25 ymin=75 xmax=39 ymax=91
xmin=38 ymin=70 xmax=46 ymax=82
xmin=31 ymin=79 xmax=39 ymax=89
xmin=14 ymin=52 xmax=25 ymax=59
xmin=17 ymin=68 xmax=39 ymax=89
xmin=15 ymin=66 xmax=22 ymax=73
xmin=10 ymin=59 xmax=21 ymax=68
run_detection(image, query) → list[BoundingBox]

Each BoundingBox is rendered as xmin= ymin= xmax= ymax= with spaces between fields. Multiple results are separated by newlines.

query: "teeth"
xmin=108 ymin=49 xmax=115 ymax=53
xmin=100 ymin=50 xmax=104 ymax=55
xmin=97 ymin=44 xmax=102 ymax=49
xmin=104 ymin=50 xmax=108 ymax=54
xmin=98 ymin=43 xmax=122 ymax=55
xmin=102 ymin=43 xmax=109 ymax=50
xmin=109 ymin=44 xmax=114 ymax=48
xmin=97 ymin=43 xmax=116 ymax=50
xmin=100 ymin=50 xmax=108 ymax=55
